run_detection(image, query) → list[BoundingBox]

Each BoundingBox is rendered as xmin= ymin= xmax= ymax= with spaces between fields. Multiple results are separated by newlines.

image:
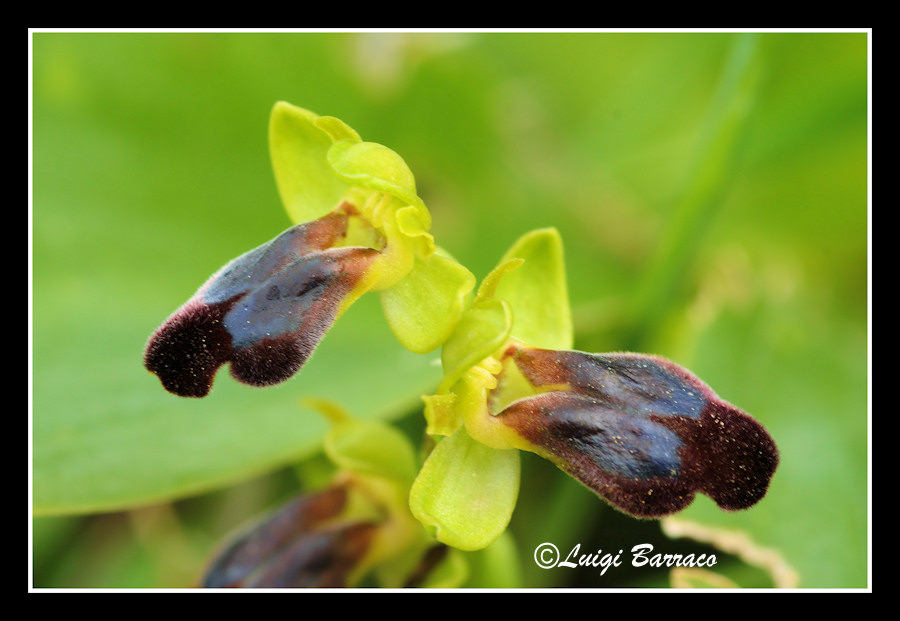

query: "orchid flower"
xmin=202 ymin=405 xmax=464 ymax=588
xmin=410 ymin=229 xmax=779 ymax=550
xmin=145 ymin=103 xmax=779 ymax=577
xmin=145 ymin=103 xmax=473 ymax=397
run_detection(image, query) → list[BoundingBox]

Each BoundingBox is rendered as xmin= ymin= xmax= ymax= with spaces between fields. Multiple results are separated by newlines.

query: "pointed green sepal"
xmin=493 ymin=228 xmax=573 ymax=350
xmin=269 ymin=102 xmax=351 ymax=224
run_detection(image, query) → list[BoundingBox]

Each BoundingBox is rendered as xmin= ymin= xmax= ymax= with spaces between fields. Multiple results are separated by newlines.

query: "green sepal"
xmin=409 ymin=426 xmax=520 ymax=551
xmin=269 ymin=102 xmax=350 ymax=224
xmin=415 ymin=548 xmax=469 ymax=588
xmin=323 ymin=418 xmax=419 ymax=485
xmin=493 ymin=228 xmax=573 ymax=350
xmin=380 ymin=250 xmax=476 ymax=354
xmin=463 ymin=530 xmax=522 ymax=588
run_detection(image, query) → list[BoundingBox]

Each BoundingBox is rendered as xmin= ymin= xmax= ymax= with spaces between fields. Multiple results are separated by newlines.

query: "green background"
xmin=31 ymin=31 xmax=869 ymax=588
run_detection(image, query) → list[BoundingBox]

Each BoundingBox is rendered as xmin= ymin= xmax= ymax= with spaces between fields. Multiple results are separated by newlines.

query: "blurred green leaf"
xmin=626 ymin=33 xmax=764 ymax=349
xmin=32 ymin=290 xmax=440 ymax=515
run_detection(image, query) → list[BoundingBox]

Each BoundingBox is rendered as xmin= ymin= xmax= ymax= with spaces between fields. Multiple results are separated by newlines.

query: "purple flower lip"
xmin=201 ymin=485 xmax=379 ymax=588
xmin=493 ymin=345 xmax=779 ymax=518
xmin=144 ymin=209 xmax=379 ymax=398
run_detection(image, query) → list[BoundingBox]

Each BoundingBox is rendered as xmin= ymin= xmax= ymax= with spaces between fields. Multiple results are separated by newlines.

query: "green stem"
xmin=624 ymin=33 xmax=765 ymax=351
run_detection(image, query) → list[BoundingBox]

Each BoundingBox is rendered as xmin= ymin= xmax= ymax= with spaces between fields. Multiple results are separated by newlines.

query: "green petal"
xmin=314 ymin=115 xmax=362 ymax=143
xmin=323 ymin=418 xmax=419 ymax=485
xmin=409 ymin=426 xmax=520 ymax=551
xmin=327 ymin=140 xmax=429 ymax=225
xmin=268 ymin=102 xmax=351 ymax=224
xmin=380 ymin=251 xmax=476 ymax=354
xmin=395 ymin=205 xmax=435 ymax=255
xmin=439 ymin=298 xmax=512 ymax=392
xmin=493 ymin=228 xmax=573 ymax=350
xmin=474 ymin=258 xmax=524 ymax=304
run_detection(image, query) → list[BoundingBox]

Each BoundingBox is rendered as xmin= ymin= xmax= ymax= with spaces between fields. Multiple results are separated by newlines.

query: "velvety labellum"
xmin=144 ymin=210 xmax=379 ymax=397
xmin=202 ymin=485 xmax=378 ymax=588
xmin=495 ymin=346 xmax=779 ymax=518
